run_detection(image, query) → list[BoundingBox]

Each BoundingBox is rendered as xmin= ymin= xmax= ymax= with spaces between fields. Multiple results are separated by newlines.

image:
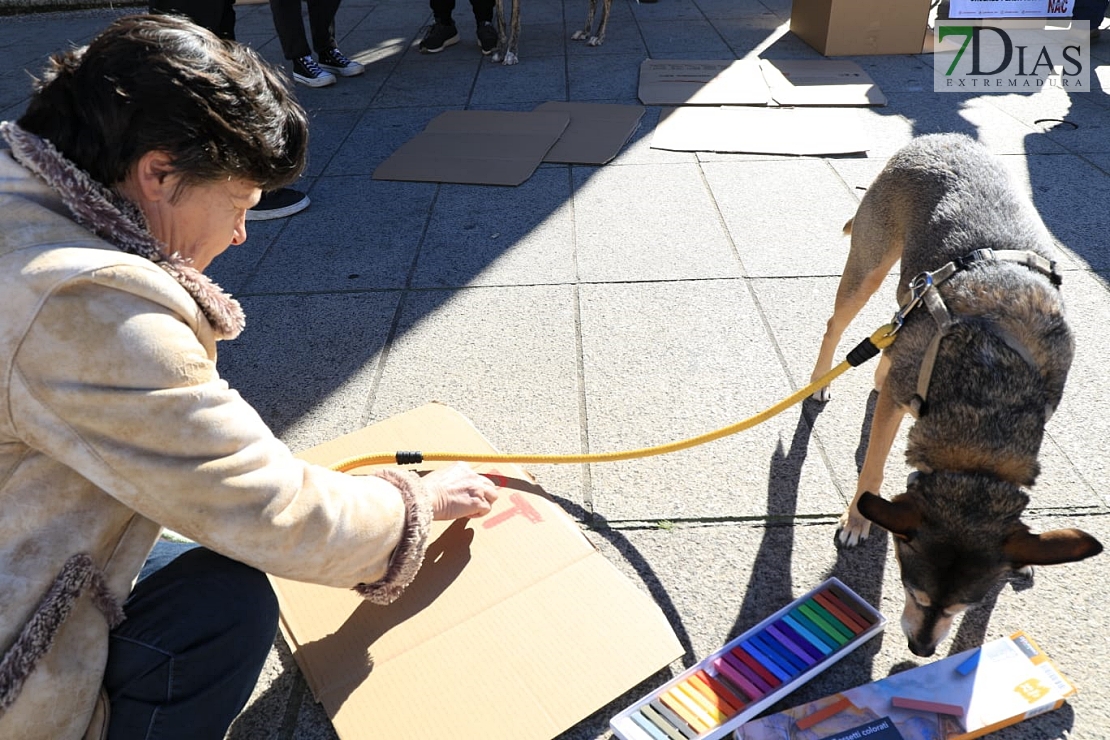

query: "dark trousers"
xmin=269 ymin=0 xmax=342 ymax=60
xmin=1072 ymin=0 xmax=1110 ymax=21
xmin=430 ymin=0 xmax=494 ymax=26
xmin=148 ymin=0 xmax=236 ymax=39
xmin=105 ymin=542 xmax=278 ymax=740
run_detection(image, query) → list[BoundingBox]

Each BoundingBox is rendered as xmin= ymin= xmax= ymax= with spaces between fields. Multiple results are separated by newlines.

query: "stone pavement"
xmin=3 ymin=1 xmax=1110 ymax=738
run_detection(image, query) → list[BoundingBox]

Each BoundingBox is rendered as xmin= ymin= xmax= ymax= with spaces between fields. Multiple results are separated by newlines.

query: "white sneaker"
xmin=293 ymin=55 xmax=337 ymax=87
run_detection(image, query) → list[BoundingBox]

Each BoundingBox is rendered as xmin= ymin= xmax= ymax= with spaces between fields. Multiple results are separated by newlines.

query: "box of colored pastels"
xmin=609 ymin=577 xmax=886 ymax=740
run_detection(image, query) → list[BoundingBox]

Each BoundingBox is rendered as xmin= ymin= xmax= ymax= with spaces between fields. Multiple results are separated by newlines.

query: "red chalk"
xmin=891 ymin=695 xmax=965 ymax=717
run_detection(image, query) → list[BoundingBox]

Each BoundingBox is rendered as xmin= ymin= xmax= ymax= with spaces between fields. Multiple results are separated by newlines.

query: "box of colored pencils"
xmin=609 ymin=577 xmax=886 ymax=740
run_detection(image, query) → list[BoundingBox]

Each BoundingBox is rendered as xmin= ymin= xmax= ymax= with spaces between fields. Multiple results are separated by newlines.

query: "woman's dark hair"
xmin=18 ymin=14 xmax=308 ymax=192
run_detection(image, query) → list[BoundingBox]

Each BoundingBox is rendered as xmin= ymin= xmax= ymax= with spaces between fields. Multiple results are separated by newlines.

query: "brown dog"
xmin=809 ymin=133 xmax=1102 ymax=657
xmin=570 ymin=0 xmax=613 ymax=47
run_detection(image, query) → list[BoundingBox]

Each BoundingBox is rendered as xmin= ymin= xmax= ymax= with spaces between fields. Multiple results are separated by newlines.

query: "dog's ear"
xmin=1002 ymin=528 xmax=1104 ymax=567
xmin=857 ymin=491 xmax=921 ymax=541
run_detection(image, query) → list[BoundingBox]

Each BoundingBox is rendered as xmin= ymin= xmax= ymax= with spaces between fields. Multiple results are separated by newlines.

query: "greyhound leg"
xmin=572 ymin=0 xmax=598 ymax=40
xmin=587 ymin=0 xmax=611 ymax=45
xmin=501 ymin=0 xmax=520 ymax=64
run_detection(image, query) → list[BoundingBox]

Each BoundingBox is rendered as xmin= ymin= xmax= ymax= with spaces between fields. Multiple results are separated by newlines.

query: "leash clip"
xmin=890 ymin=271 xmax=934 ymax=334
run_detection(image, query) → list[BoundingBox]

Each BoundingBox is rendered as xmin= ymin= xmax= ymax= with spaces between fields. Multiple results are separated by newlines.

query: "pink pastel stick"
xmin=891 ymin=696 xmax=965 ymax=717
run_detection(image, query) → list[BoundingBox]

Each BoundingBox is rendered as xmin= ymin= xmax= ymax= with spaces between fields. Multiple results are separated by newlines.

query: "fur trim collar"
xmin=0 ymin=121 xmax=245 ymax=340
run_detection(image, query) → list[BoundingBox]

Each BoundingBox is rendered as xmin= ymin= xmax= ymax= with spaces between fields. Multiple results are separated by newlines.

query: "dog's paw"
xmin=811 ymin=386 xmax=831 ymax=403
xmin=501 ymin=51 xmax=519 ymax=65
xmin=836 ymin=509 xmax=872 ymax=547
xmin=587 ymin=35 xmax=603 ymax=46
xmin=571 ymin=29 xmax=588 ymax=40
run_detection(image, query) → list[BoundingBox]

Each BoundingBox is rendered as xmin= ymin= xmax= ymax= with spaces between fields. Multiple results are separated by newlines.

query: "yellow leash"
xmin=330 ymin=324 xmax=897 ymax=473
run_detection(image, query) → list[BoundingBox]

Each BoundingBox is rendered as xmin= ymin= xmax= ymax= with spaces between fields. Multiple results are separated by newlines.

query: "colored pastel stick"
xmin=788 ymin=609 xmax=839 ymax=651
xmin=776 ymin=619 xmax=826 ymax=661
xmin=813 ymin=592 xmax=865 ymax=635
xmin=766 ymin=623 xmax=817 ymax=667
xmin=956 ymin=649 xmax=980 ymax=676
xmin=825 ymin=584 xmax=878 ymax=626
xmin=749 ymin=633 xmax=803 ymax=676
xmin=667 ymin=686 xmax=715 ymax=732
xmin=758 ymin=631 xmax=808 ymax=673
xmin=796 ymin=696 xmax=852 ymax=731
xmin=660 ymin=689 xmax=711 ymax=734
xmin=632 ymin=710 xmax=671 ymax=740
xmin=695 ymin=669 xmax=746 ymax=712
xmin=732 ymin=645 xmax=782 ymax=687
xmin=640 ymin=702 xmax=690 ymax=740
xmin=721 ymin=649 xmax=774 ymax=694
xmin=804 ymin=600 xmax=855 ymax=642
xmin=711 ymin=657 xmax=764 ymax=702
xmin=690 ymin=670 xmax=741 ymax=716
xmin=798 ymin=602 xmax=851 ymax=645
xmin=650 ymin=698 xmax=697 ymax=739
xmin=816 ymin=589 xmax=871 ymax=633
xmin=891 ymin=696 xmax=965 ymax=717
xmin=677 ymin=680 xmax=726 ymax=726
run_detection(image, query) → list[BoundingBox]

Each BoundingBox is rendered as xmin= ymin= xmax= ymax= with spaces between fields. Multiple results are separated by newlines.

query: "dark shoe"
xmin=246 ymin=188 xmax=310 ymax=221
xmin=420 ymin=21 xmax=460 ymax=53
xmin=318 ymin=47 xmax=365 ymax=77
xmin=292 ymin=55 xmax=337 ymax=87
xmin=477 ymin=21 xmax=498 ymax=54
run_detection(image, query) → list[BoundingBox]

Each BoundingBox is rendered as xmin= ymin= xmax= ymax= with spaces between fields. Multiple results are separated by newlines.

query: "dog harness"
xmin=891 ymin=248 xmax=1061 ymax=418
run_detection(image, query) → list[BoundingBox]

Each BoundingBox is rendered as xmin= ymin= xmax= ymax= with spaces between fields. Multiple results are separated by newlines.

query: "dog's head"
xmin=858 ymin=472 xmax=1102 ymax=657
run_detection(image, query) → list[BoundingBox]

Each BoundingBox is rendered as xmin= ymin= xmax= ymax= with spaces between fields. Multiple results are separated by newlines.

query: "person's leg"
xmin=470 ymin=0 xmax=494 ymax=25
xmin=306 ymin=0 xmax=342 ymax=53
xmin=105 ymin=543 xmax=278 ymax=740
xmin=430 ymin=0 xmax=456 ymax=25
xmin=148 ymin=0 xmax=235 ymax=39
xmin=268 ymin=0 xmax=313 ymax=59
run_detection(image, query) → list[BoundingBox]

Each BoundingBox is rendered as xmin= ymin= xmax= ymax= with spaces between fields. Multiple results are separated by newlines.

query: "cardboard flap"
xmin=759 ymin=59 xmax=887 ymax=106
xmin=272 ymin=403 xmax=683 ymax=740
xmin=534 ymin=102 xmax=646 ymax=164
xmin=372 ymin=111 xmax=570 ymax=185
xmin=651 ymin=105 xmax=870 ymax=155
xmin=638 ymin=59 xmax=772 ymax=105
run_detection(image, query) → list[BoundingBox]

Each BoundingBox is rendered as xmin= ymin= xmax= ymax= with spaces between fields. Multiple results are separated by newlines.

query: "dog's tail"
xmin=843 ymin=218 xmax=853 ymax=236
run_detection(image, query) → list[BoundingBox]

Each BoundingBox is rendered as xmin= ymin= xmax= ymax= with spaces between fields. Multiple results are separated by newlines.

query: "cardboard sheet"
xmin=372 ymin=110 xmax=570 ymax=186
xmin=759 ymin=59 xmax=887 ymax=106
xmin=271 ymin=403 xmax=684 ymax=740
xmin=534 ymin=102 xmax=646 ymax=164
xmin=651 ymin=106 xmax=870 ymax=156
xmin=637 ymin=59 xmax=772 ymax=105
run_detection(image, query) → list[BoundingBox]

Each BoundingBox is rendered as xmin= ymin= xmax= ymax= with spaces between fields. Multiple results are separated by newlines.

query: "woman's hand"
xmin=422 ymin=463 xmax=499 ymax=520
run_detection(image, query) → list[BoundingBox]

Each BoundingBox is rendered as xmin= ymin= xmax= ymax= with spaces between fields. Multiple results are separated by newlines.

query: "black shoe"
xmin=420 ymin=21 xmax=460 ymax=53
xmin=477 ymin=21 xmax=498 ymax=55
xmin=318 ymin=47 xmax=365 ymax=77
xmin=246 ymin=188 xmax=310 ymax=221
xmin=292 ymin=55 xmax=336 ymax=87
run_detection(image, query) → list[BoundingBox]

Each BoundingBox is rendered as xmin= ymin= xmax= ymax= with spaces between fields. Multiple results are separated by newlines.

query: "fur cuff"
xmin=353 ymin=469 xmax=434 ymax=605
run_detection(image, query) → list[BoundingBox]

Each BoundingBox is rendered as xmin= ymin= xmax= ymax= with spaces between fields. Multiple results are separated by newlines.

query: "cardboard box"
xmin=790 ymin=0 xmax=932 ymax=56
xmin=733 ymin=631 xmax=1076 ymax=739
xmin=637 ymin=59 xmax=772 ymax=106
xmin=270 ymin=403 xmax=684 ymax=740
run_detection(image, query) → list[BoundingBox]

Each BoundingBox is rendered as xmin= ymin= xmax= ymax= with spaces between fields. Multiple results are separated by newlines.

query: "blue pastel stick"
xmin=956 ymin=649 xmax=981 ymax=676
xmin=631 ymin=710 xmax=671 ymax=740
xmin=775 ymin=619 xmax=825 ymax=661
xmin=740 ymin=638 xmax=792 ymax=683
xmin=782 ymin=614 xmax=833 ymax=656
xmin=752 ymin=632 xmax=804 ymax=675
xmin=789 ymin=608 xmax=839 ymax=651
xmin=766 ymin=623 xmax=817 ymax=667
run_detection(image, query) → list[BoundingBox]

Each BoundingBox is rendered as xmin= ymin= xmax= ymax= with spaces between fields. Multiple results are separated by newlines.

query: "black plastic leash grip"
xmin=845 ymin=337 xmax=881 ymax=367
xmin=395 ymin=451 xmax=424 ymax=465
